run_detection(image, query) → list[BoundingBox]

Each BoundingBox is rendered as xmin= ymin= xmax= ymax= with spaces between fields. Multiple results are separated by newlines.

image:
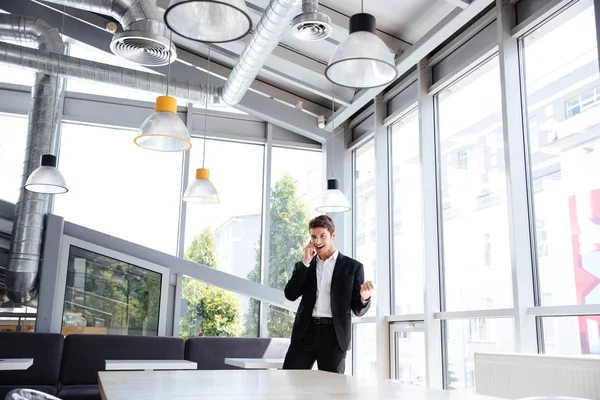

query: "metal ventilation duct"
xmin=291 ymin=0 xmax=332 ymax=41
xmin=0 ymin=15 xmax=66 ymax=304
xmin=41 ymin=0 xmax=176 ymax=66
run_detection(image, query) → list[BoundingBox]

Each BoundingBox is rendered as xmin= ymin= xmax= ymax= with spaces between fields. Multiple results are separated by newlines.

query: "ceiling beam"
xmin=325 ymin=0 xmax=495 ymax=131
xmin=445 ymin=0 xmax=473 ymax=9
xmin=0 ymin=0 xmax=328 ymax=142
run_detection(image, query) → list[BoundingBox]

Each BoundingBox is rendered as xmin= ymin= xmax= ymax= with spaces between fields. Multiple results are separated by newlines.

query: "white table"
xmin=105 ymin=360 xmax=197 ymax=371
xmin=0 ymin=358 xmax=33 ymax=371
xmin=98 ymin=370 xmax=506 ymax=400
xmin=224 ymin=357 xmax=284 ymax=370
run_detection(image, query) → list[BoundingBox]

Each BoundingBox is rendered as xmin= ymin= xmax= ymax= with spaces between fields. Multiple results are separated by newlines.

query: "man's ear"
xmin=332 ymin=232 xmax=336 ymax=241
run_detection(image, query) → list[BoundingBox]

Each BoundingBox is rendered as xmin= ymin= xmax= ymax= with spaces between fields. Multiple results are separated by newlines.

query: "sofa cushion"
xmin=0 ymin=385 xmax=58 ymax=399
xmin=0 ymin=332 xmax=63 ymax=385
xmin=59 ymin=334 xmax=185 ymax=385
xmin=57 ymin=384 xmax=101 ymax=400
xmin=185 ymin=337 xmax=290 ymax=370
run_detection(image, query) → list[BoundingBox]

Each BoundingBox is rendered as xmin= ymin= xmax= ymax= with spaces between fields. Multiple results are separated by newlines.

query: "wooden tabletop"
xmin=0 ymin=358 xmax=33 ymax=371
xmin=98 ymin=370 xmax=505 ymax=400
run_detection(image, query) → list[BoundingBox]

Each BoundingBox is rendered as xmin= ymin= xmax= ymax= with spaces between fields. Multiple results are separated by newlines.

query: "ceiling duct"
xmin=291 ymin=0 xmax=332 ymax=41
xmin=0 ymin=15 xmax=66 ymax=304
xmin=41 ymin=0 xmax=176 ymax=66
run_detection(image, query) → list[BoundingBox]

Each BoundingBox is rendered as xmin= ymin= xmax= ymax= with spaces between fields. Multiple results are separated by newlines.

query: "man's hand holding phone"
xmin=303 ymin=241 xmax=316 ymax=265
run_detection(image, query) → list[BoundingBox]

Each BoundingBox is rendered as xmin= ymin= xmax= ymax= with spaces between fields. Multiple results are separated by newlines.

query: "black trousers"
xmin=282 ymin=319 xmax=346 ymax=374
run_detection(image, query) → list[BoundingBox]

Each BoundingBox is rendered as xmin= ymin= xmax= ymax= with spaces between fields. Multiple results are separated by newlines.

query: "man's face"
xmin=310 ymin=226 xmax=336 ymax=258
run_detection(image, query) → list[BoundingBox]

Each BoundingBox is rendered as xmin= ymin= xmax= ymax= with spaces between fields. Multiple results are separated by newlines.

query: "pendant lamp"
xmin=164 ymin=0 xmax=252 ymax=43
xmin=25 ymin=154 xmax=68 ymax=194
xmin=316 ymin=84 xmax=350 ymax=213
xmin=183 ymin=46 xmax=220 ymax=204
xmin=325 ymin=0 xmax=397 ymax=89
xmin=135 ymin=32 xmax=192 ymax=152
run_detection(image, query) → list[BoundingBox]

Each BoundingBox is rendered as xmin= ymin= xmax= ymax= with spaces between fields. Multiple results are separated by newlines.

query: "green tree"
xmin=244 ymin=174 xmax=310 ymax=337
xmin=179 ymin=227 xmax=242 ymax=339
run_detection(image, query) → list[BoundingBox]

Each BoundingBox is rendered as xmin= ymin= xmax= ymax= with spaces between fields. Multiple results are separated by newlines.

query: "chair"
xmin=5 ymin=389 xmax=62 ymax=400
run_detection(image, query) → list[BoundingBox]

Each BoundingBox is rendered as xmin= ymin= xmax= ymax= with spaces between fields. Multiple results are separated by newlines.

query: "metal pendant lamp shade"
xmin=183 ymin=168 xmax=220 ymax=204
xmin=325 ymin=13 xmax=397 ymax=89
xmin=316 ymin=179 xmax=350 ymax=213
xmin=135 ymin=95 xmax=192 ymax=152
xmin=164 ymin=0 xmax=252 ymax=43
xmin=24 ymin=154 xmax=68 ymax=194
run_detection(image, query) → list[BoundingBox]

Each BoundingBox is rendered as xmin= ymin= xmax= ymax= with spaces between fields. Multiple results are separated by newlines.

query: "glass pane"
xmin=354 ymin=323 xmax=377 ymax=378
xmin=355 ymin=140 xmax=376 ymax=316
xmin=542 ymin=316 xmax=600 ymax=355
xmin=54 ymin=123 xmax=182 ymax=254
xmin=393 ymin=327 xmax=426 ymax=386
xmin=266 ymin=304 xmax=295 ymax=338
xmin=523 ymin=2 xmax=600 ymax=307
xmin=390 ymin=109 xmax=424 ymax=314
xmin=445 ymin=318 xmax=514 ymax=391
xmin=264 ymin=147 xmax=323 ymax=335
xmin=62 ymin=246 xmax=162 ymax=336
xmin=0 ymin=64 xmax=34 ymax=86
xmin=437 ymin=57 xmax=513 ymax=311
xmin=0 ymin=114 xmax=27 ymax=204
xmin=179 ymin=276 xmax=257 ymax=338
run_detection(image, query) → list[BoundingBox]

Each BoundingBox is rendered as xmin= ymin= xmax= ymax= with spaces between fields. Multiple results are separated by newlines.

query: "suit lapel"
xmin=309 ymin=257 xmax=318 ymax=290
xmin=331 ymin=252 xmax=345 ymax=286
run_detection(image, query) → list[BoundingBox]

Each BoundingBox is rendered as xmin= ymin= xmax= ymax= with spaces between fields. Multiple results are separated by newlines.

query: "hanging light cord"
xmin=166 ymin=30 xmax=173 ymax=96
xmin=361 ymin=0 xmax=364 ymax=13
xmin=330 ymin=83 xmax=336 ymax=179
xmin=49 ymin=4 xmax=67 ymax=158
xmin=202 ymin=46 xmax=211 ymax=169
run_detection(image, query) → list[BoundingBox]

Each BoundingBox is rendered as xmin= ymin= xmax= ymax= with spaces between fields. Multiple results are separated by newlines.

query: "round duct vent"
xmin=292 ymin=12 xmax=332 ymax=41
xmin=110 ymin=30 xmax=177 ymax=66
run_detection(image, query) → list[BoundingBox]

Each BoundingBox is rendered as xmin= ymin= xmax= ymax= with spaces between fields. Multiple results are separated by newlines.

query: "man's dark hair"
xmin=308 ymin=215 xmax=335 ymax=235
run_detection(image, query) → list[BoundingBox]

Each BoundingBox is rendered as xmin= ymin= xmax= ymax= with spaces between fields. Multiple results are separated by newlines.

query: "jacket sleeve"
xmin=284 ymin=261 xmax=309 ymax=301
xmin=351 ymin=262 xmax=371 ymax=317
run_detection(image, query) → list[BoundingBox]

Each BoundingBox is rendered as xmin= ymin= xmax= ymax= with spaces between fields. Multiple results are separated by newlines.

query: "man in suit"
xmin=282 ymin=215 xmax=374 ymax=374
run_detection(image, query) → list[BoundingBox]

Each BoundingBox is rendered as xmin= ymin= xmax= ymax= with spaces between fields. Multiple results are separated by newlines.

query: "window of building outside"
xmin=263 ymin=146 xmax=322 ymax=338
xmin=0 ymin=114 xmax=28 ymax=204
xmin=354 ymin=139 xmax=377 ymax=317
xmin=521 ymin=3 xmax=600 ymax=355
xmin=437 ymin=56 xmax=513 ymax=312
xmin=354 ymin=323 xmax=377 ymax=378
xmin=53 ymin=123 xmax=182 ymax=255
xmin=182 ymin=138 xmax=264 ymax=338
xmin=393 ymin=328 xmax=426 ymax=387
xmin=446 ymin=318 xmax=514 ymax=391
xmin=179 ymin=276 xmax=258 ymax=338
xmin=61 ymin=246 xmax=162 ymax=336
xmin=390 ymin=109 xmax=424 ymax=314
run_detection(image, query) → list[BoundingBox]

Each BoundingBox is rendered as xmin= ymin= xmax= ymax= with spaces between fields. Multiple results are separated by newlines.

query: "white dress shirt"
xmin=303 ymin=250 xmax=338 ymax=318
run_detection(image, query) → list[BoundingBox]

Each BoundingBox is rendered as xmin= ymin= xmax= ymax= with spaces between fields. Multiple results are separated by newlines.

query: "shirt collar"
xmin=317 ymin=249 xmax=339 ymax=263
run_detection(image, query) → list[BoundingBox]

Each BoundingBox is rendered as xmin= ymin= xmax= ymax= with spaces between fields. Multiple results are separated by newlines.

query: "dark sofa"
xmin=57 ymin=334 xmax=185 ymax=400
xmin=0 ymin=334 xmax=290 ymax=400
xmin=0 ymin=332 xmax=64 ymax=399
xmin=186 ymin=337 xmax=290 ymax=370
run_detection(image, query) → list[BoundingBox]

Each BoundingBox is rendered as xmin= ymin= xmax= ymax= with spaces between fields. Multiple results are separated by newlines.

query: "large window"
xmin=523 ymin=2 xmax=599 ymax=309
xmin=61 ymin=245 xmax=163 ymax=336
xmin=390 ymin=109 xmax=424 ymax=314
xmin=437 ymin=57 xmax=513 ymax=311
xmin=521 ymin=1 xmax=600 ymax=357
xmin=391 ymin=323 xmax=426 ymax=386
xmin=354 ymin=140 xmax=376 ymax=316
xmin=263 ymin=146 xmax=322 ymax=338
xmin=54 ymin=123 xmax=182 ymax=254
xmin=179 ymin=276 xmax=258 ymax=338
xmin=0 ymin=114 xmax=27 ymax=204
xmin=183 ymin=138 xmax=264 ymax=336
xmin=354 ymin=322 xmax=377 ymax=378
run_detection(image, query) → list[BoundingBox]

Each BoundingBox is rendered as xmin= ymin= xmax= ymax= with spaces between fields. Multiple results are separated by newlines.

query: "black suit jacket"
xmin=284 ymin=252 xmax=370 ymax=352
